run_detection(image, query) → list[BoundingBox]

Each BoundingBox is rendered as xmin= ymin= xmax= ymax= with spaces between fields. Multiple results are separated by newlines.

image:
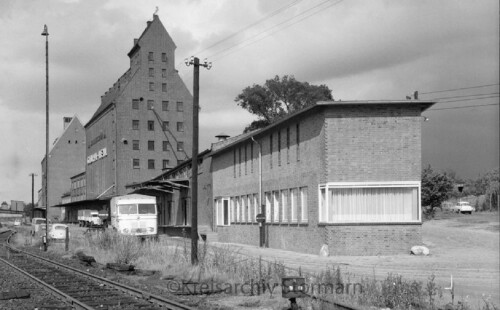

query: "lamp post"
xmin=42 ymin=25 xmax=49 ymax=251
xmin=185 ymin=56 xmax=211 ymax=265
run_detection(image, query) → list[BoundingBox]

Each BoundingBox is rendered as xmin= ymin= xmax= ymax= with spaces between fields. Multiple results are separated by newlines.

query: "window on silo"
xmin=132 ymin=140 xmax=139 ymax=150
xmin=148 ymin=159 xmax=155 ymax=169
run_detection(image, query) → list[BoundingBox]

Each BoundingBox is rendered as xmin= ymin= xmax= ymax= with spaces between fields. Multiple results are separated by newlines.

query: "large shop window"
xmin=215 ymin=198 xmax=231 ymax=226
xmin=319 ymin=182 xmax=420 ymax=223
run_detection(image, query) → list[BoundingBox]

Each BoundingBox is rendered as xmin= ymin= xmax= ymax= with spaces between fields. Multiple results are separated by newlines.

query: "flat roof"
xmin=209 ymin=100 xmax=436 ymax=157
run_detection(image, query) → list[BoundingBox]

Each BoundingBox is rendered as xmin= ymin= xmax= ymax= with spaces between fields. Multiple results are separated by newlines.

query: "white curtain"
xmin=327 ymin=187 xmax=418 ymax=223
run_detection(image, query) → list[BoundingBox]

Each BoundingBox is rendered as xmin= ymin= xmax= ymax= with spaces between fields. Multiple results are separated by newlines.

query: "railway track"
xmin=0 ymin=229 xmax=195 ymax=310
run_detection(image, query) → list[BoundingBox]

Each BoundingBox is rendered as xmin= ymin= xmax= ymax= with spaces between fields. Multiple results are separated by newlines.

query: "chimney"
xmin=215 ymin=133 xmax=230 ymax=141
xmin=133 ymin=38 xmax=138 ymax=45
xmin=63 ymin=117 xmax=72 ymax=130
xmin=147 ymin=20 xmax=152 ymax=27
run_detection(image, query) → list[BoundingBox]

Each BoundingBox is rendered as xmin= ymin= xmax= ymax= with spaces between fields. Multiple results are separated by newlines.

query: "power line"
xmin=430 ymin=92 xmax=499 ymax=101
xmin=209 ymin=0 xmax=344 ymax=61
xmin=194 ymin=0 xmax=303 ymax=56
xmin=428 ymin=103 xmax=499 ymax=111
xmin=437 ymin=95 xmax=499 ymax=104
xmin=420 ymin=83 xmax=499 ymax=95
xmin=177 ymin=0 xmax=303 ymax=68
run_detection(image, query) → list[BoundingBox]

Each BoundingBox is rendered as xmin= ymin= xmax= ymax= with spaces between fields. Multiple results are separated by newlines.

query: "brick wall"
xmin=86 ymin=15 xmax=193 ymax=198
xmin=44 ymin=118 xmax=86 ymax=220
xmin=325 ymin=105 xmax=422 ymax=182
xmin=211 ymin=103 xmax=424 ymax=256
xmin=325 ymin=223 xmax=422 ymax=256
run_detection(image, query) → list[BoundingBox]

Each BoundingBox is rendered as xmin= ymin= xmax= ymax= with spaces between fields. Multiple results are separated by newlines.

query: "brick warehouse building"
xmin=83 ymin=13 xmax=193 ymax=202
xmin=40 ymin=116 xmax=86 ymax=221
xmin=211 ymin=100 xmax=435 ymax=256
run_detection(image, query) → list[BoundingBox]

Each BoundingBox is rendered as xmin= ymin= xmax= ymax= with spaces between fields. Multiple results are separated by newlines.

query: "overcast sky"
xmin=0 ymin=0 xmax=498 ymax=203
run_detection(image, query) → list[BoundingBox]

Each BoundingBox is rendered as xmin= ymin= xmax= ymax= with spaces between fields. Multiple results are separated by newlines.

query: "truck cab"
xmin=110 ymin=194 xmax=157 ymax=237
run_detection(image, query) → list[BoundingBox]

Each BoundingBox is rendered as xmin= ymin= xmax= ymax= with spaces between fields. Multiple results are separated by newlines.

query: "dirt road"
xmin=217 ymin=212 xmax=499 ymax=306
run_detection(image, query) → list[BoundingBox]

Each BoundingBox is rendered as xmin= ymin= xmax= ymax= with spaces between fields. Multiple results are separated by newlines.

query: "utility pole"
xmin=28 ymin=173 xmax=37 ymax=219
xmin=42 ymin=24 xmax=49 ymax=251
xmin=185 ymin=56 xmax=211 ymax=265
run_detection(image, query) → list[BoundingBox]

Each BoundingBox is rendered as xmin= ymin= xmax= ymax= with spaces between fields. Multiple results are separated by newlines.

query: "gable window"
xmin=147 ymin=100 xmax=154 ymax=110
xmin=148 ymin=159 xmax=155 ymax=169
xmin=132 ymin=120 xmax=139 ymax=130
xmin=319 ymin=182 xmax=421 ymax=223
xmin=176 ymin=101 xmax=183 ymax=112
xmin=162 ymin=83 xmax=167 ymax=92
xmin=162 ymin=159 xmax=170 ymax=169
xmin=132 ymin=159 xmax=140 ymax=169
xmin=177 ymin=141 xmax=184 ymax=152
xmin=162 ymin=69 xmax=167 ymax=78
xmin=148 ymin=121 xmax=154 ymax=131
xmin=148 ymin=140 xmax=154 ymax=151
xmin=148 ymin=52 xmax=154 ymax=62
xmin=163 ymin=121 xmax=169 ymax=131
xmin=161 ymin=52 xmax=167 ymax=62
xmin=132 ymin=99 xmax=139 ymax=110
xmin=177 ymin=122 xmax=184 ymax=132
xmin=149 ymin=68 xmax=154 ymax=77
xmin=162 ymin=101 xmax=169 ymax=111
xmin=162 ymin=141 xmax=169 ymax=152
xmin=149 ymin=82 xmax=154 ymax=91
xmin=132 ymin=140 xmax=139 ymax=150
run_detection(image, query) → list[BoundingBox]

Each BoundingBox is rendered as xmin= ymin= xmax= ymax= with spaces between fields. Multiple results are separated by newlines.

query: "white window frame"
xmin=253 ymin=194 xmax=259 ymax=222
xmin=281 ymin=189 xmax=288 ymax=222
xmin=247 ymin=195 xmax=252 ymax=223
xmin=265 ymin=192 xmax=272 ymax=222
xmin=230 ymin=197 xmax=236 ymax=223
xmin=290 ymin=188 xmax=298 ymax=222
xmin=236 ymin=197 xmax=241 ymax=223
xmin=273 ymin=191 xmax=280 ymax=223
xmin=318 ymin=181 xmax=421 ymax=224
xmin=241 ymin=195 xmax=246 ymax=223
xmin=300 ymin=187 xmax=308 ymax=223
xmin=215 ymin=197 xmax=231 ymax=226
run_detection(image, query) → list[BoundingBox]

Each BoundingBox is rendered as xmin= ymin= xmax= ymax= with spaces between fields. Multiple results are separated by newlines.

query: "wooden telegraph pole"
xmin=185 ymin=56 xmax=211 ymax=265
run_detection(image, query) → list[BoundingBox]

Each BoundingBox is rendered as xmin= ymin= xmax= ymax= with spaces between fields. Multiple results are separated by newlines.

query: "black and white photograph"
xmin=0 ymin=1 xmax=498 ymax=309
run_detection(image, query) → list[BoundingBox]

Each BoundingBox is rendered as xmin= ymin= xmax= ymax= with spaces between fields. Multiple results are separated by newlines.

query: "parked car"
xmin=31 ymin=218 xmax=51 ymax=236
xmin=48 ymin=224 xmax=69 ymax=240
xmin=454 ymin=201 xmax=475 ymax=214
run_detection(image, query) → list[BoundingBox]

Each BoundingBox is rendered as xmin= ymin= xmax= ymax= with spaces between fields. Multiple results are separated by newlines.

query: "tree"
xmin=421 ymin=165 xmax=454 ymax=218
xmin=235 ymin=75 xmax=333 ymax=132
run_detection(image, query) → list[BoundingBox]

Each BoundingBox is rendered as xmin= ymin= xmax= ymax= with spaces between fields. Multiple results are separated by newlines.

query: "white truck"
xmin=78 ymin=210 xmax=103 ymax=227
xmin=110 ymin=194 xmax=157 ymax=237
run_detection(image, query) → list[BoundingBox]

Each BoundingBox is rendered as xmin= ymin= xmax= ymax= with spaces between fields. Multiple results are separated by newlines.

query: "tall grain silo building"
xmin=84 ymin=13 xmax=193 ymax=201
